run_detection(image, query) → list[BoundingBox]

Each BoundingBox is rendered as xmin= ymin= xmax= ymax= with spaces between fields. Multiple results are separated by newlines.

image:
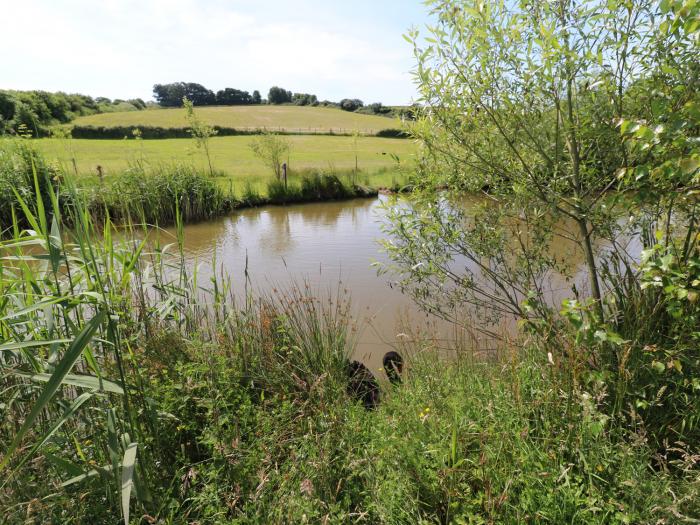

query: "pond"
xmin=169 ymin=195 xmax=611 ymax=371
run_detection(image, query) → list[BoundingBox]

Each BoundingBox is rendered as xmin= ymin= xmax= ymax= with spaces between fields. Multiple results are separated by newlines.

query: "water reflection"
xmin=164 ymin=197 xmax=459 ymax=370
xmin=165 ymin=195 xmax=627 ymax=371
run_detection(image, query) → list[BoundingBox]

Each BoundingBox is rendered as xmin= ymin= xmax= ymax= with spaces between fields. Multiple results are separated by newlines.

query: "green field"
xmin=35 ymin=134 xmax=416 ymax=191
xmin=71 ymin=105 xmax=401 ymax=134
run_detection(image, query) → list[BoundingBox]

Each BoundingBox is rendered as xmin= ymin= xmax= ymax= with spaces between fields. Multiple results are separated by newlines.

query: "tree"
xmin=249 ymin=132 xmax=291 ymax=180
xmin=153 ymin=83 xmax=215 ymax=107
xmin=291 ymin=93 xmax=318 ymax=106
xmin=183 ymin=97 xmax=218 ymax=176
xmin=215 ymin=88 xmax=253 ymax=105
xmin=382 ymin=0 xmax=679 ymax=331
xmin=252 ymin=90 xmax=262 ymax=104
xmin=267 ymin=86 xmax=293 ymax=104
xmin=339 ymin=98 xmax=363 ymax=111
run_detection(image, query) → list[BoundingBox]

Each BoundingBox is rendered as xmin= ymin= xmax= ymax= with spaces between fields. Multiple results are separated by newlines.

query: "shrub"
xmin=0 ymin=139 xmax=60 ymax=231
xmin=375 ymin=128 xmax=409 ymax=138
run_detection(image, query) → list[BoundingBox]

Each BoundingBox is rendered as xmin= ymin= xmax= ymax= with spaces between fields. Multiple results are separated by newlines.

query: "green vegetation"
xmin=0 ymin=90 xmax=145 ymax=136
xmin=153 ymin=82 xmax=255 ymax=107
xmin=32 ymin=134 xmax=413 ymax=193
xmin=383 ymin=0 xmax=700 ymax=465
xmin=2 ymin=0 xmax=699 ymax=522
xmin=69 ymin=104 xmax=402 ymax=134
xmin=249 ymin=132 xmax=291 ymax=180
xmin=0 ymin=169 xmax=697 ymax=524
xmin=0 ymin=141 xmax=380 ymax=230
xmin=183 ymin=97 xmax=218 ymax=176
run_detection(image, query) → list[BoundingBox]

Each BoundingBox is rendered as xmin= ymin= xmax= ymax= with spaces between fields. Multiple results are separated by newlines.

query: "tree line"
xmin=152 ymin=82 xmax=262 ymax=107
xmin=152 ymin=82 xmax=405 ymax=116
xmin=0 ymin=83 xmax=416 ymax=137
xmin=0 ymin=90 xmax=146 ymax=136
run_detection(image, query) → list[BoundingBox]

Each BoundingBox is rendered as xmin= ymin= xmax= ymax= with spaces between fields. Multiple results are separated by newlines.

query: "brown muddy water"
xmin=165 ymin=195 xmax=621 ymax=372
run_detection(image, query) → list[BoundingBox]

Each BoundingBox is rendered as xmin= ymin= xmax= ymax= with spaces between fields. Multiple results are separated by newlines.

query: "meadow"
xmin=35 ymin=135 xmax=415 ymax=192
xmin=70 ymin=105 xmax=401 ymax=134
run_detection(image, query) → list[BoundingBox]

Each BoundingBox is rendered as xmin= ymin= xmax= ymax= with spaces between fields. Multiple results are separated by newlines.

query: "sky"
xmin=3 ymin=0 xmax=430 ymax=105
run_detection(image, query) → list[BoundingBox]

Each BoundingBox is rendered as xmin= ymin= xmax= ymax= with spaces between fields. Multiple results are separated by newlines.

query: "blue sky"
xmin=4 ymin=0 xmax=430 ymax=105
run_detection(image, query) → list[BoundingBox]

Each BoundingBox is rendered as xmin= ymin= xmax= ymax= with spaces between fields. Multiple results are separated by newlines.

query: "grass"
xmin=0 ymin=150 xmax=698 ymax=524
xmin=0 ymin=141 xmax=382 ymax=230
xmin=34 ymin=135 xmax=415 ymax=193
xmin=70 ymin=105 xmax=402 ymax=134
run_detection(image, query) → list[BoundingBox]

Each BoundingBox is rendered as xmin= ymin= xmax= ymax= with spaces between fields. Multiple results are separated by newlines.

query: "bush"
xmin=0 ymin=90 xmax=140 ymax=136
xmin=0 ymin=139 xmax=60 ymax=231
xmin=1 ymin=179 xmax=697 ymax=523
xmin=375 ymin=128 xmax=409 ymax=138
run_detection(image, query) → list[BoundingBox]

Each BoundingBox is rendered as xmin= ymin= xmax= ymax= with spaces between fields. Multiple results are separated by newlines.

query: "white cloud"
xmin=2 ymin=0 xmax=418 ymax=104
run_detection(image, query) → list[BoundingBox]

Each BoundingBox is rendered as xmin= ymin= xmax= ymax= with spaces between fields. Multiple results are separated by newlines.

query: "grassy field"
xmin=35 ymin=135 xmax=416 ymax=192
xmin=71 ymin=105 xmax=401 ymax=133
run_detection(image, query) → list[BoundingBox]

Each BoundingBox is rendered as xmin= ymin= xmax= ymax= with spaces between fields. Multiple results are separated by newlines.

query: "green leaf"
xmin=680 ymin=157 xmax=699 ymax=175
xmin=44 ymin=452 xmax=84 ymax=478
xmin=61 ymin=464 xmax=113 ymax=487
xmin=651 ymin=360 xmax=665 ymax=373
xmin=12 ymin=371 xmax=124 ymax=394
xmin=9 ymin=392 xmax=93 ymax=475
xmin=121 ymin=443 xmax=138 ymax=525
xmin=0 ymin=297 xmax=66 ymax=322
xmin=0 ymin=338 xmax=72 ymax=352
xmin=0 ymin=309 xmax=106 ymax=471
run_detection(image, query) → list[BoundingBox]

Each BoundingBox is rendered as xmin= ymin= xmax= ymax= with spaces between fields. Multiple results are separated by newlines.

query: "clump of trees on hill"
xmin=153 ymin=82 xmax=262 ymax=107
xmin=0 ymin=90 xmax=145 ymax=136
xmin=265 ymin=87 xmax=317 ymax=106
xmin=152 ymin=82 xmax=395 ymax=115
xmin=339 ymin=98 xmax=364 ymax=112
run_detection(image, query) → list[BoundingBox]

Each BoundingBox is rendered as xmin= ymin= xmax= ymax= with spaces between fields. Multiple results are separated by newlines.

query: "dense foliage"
xmin=0 ymin=179 xmax=697 ymax=523
xmin=153 ymin=82 xmax=261 ymax=107
xmin=2 ymin=1 xmax=698 ymax=522
xmin=340 ymin=98 xmax=364 ymax=112
xmin=0 ymin=90 xmax=144 ymax=136
xmin=383 ymin=0 xmax=699 ymax=454
xmin=267 ymin=85 xmax=293 ymax=104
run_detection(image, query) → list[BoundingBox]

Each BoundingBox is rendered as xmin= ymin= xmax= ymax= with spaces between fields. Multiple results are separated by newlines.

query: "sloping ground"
xmin=71 ymin=105 xmax=401 ymax=134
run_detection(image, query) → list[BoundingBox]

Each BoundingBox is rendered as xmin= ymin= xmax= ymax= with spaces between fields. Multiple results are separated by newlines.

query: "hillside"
xmin=71 ymin=105 xmax=402 ymax=134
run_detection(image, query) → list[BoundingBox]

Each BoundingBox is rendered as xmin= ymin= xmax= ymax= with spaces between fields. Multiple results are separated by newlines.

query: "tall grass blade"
xmin=11 ymin=371 xmax=124 ymax=394
xmin=121 ymin=442 xmax=138 ymax=525
xmin=9 ymin=392 xmax=93 ymax=475
xmin=0 ymin=309 xmax=106 ymax=471
xmin=0 ymin=338 xmax=72 ymax=352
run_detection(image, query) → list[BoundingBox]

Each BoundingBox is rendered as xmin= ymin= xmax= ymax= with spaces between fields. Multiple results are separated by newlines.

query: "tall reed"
xmin=0 ymin=151 xmax=356 ymax=522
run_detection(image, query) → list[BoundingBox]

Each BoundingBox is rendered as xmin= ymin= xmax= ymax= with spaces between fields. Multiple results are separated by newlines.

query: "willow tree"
xmin=382 ymin=0 xmax=681 ymax=333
